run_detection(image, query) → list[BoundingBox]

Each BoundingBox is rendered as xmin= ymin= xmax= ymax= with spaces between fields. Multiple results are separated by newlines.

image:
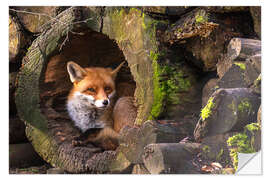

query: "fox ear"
xmin=111 ymin=61 xmax=125 ymax=79
xmin=67 ymin=61 xmax=87 ymax=83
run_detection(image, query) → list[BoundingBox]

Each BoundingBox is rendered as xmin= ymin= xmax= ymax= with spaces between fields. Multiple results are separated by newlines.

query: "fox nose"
xmin=103 ymin=100 xmax=109 ymax=106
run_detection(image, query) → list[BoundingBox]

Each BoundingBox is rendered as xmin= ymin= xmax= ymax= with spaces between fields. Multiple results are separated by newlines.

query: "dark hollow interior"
xmin=39 ymin=28 xmax=136 ymax=147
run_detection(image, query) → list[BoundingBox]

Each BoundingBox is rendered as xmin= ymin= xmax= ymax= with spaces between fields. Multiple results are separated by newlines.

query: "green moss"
xmin=234 ymin=62 xmax=246 ymax=70
xmin=201 ymin=97 xmax=215 ymax=121
xmin=217 ymin=148 xmax=224 ymax=161
xmin=149 ymin=51 xmax=166 ymax=120
xmin=245 ymin=123 xmax=260 ymax=132
xmin=227 ymin=130 xmax=257 ymax=171
xmin=202 ymin=145 xmax=210 ymax=153
xmin=195 ymin=14 xmax=208 ymax=24
xmin=238 ymin=98 xmax=252 ymax=114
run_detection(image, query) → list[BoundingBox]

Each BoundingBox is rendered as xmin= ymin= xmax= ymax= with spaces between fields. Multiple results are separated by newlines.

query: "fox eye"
xmin=104 ymin=86 xmax=111 ymax=92
xmin=88 ymin=88 xmax=96 ymax=92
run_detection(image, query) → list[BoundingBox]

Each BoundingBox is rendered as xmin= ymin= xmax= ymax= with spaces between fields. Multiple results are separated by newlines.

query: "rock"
xmin=9 ymin=143 xmax=45 ymax=168
xmin=257 ymin=105 xmax=261 ymax=125
xmin=113 ymin=96 xmax=137 ymax=133
xmin=117 ymin=120 xmax=187 ymax=164
xmin=132 ymin=164 xmax=150 ymax=174
xmin=249 ymin=7 xmax=261 ymax=38
xmin=9 ymin=116 xmax=27 ymax=144
xmin=46 ymin=167 xmax=66 ymax=174
xmin=227 ymin=123 xmax=261 ymax=170
xmin=194 ymin=88 xmax=261 ymax=141
xmin=202 ymin=78 xmax=218 ymax=107
xmin=142 ymin=143 xmax=201 ymax=174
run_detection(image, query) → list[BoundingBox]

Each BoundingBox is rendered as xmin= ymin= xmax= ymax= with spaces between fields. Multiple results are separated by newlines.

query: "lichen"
xmin=201 ymin=97 xmax=215 ymax=121
xmin=234 ymin=62 xmax=246 ymax=71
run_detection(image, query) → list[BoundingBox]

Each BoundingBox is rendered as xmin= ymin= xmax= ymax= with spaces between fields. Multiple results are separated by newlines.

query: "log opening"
xmin=39 ymin=27 xmax=136 ymax=155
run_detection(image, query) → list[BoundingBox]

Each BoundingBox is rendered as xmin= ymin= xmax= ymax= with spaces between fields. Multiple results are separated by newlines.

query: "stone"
xmin=194 ymin=88 xmax=261 ymax=141
xmin=142 ymin=143 xmax=201 ymax=174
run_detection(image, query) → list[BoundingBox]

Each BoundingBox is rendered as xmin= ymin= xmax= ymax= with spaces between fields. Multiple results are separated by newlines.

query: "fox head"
xmin=67 ymin=61 xmax=125 ymax=109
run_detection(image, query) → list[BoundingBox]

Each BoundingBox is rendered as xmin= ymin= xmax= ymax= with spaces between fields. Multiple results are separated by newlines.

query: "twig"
xmin=59 ymin=31 xmax=70 ymax=52
xmin=9 ymin=7 xmax=94 ymax=36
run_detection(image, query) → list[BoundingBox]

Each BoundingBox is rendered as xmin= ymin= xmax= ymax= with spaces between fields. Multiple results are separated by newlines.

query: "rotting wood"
xmin=164 ymin=8 xmax=219 ymax=44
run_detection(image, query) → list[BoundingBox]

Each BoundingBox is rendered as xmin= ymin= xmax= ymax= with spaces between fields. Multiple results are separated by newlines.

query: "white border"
xmin=2 ymin=0 xmax=269 ymax=179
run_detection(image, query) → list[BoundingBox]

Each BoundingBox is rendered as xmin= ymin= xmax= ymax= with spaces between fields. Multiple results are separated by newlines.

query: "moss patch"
xmin=149 ymin=51 xmax=166 ymax=120
xmin=238 ymin=98 xmax=252 ymax=114
xmin=227 ymin=123 xmax=261 ymax=171
xmin=245 ymin=123 xmax=260 ymax=132
xmin=234 ymin=62 xmax=246 ymax=71
xmin=201 ymin=97 xmax=215 ymax=121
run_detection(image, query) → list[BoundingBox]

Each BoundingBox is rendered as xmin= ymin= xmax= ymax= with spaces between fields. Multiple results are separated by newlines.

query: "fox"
xmin=66 ymin=61 xmax=125 ymax=150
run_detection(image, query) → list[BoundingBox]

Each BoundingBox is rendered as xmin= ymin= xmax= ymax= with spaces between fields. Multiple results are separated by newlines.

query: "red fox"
xmin=66 ymin=61 xmax=125 ymax=150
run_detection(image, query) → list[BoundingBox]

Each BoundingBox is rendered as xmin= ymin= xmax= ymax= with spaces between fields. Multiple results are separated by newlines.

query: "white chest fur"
xmin=66 ymin=92 xmax=105 ymax=132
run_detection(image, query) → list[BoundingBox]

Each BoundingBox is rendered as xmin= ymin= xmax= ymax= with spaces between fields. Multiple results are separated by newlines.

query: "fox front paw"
xmin=71 ymin=137 xmax=86 ymax=147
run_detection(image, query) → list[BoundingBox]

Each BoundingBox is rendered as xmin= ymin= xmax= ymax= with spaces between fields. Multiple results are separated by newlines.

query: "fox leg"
xmin=85 ymin=127 xmax=120 ymax=150
xmin=72 ymin=128 xmax=101 ymax=147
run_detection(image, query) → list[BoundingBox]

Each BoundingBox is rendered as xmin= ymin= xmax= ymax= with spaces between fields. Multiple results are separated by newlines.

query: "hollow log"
xmin=15 ymin=7 xmax=119 ymax=173
xmin=16 ymin=7 xmax=198 ymax=173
